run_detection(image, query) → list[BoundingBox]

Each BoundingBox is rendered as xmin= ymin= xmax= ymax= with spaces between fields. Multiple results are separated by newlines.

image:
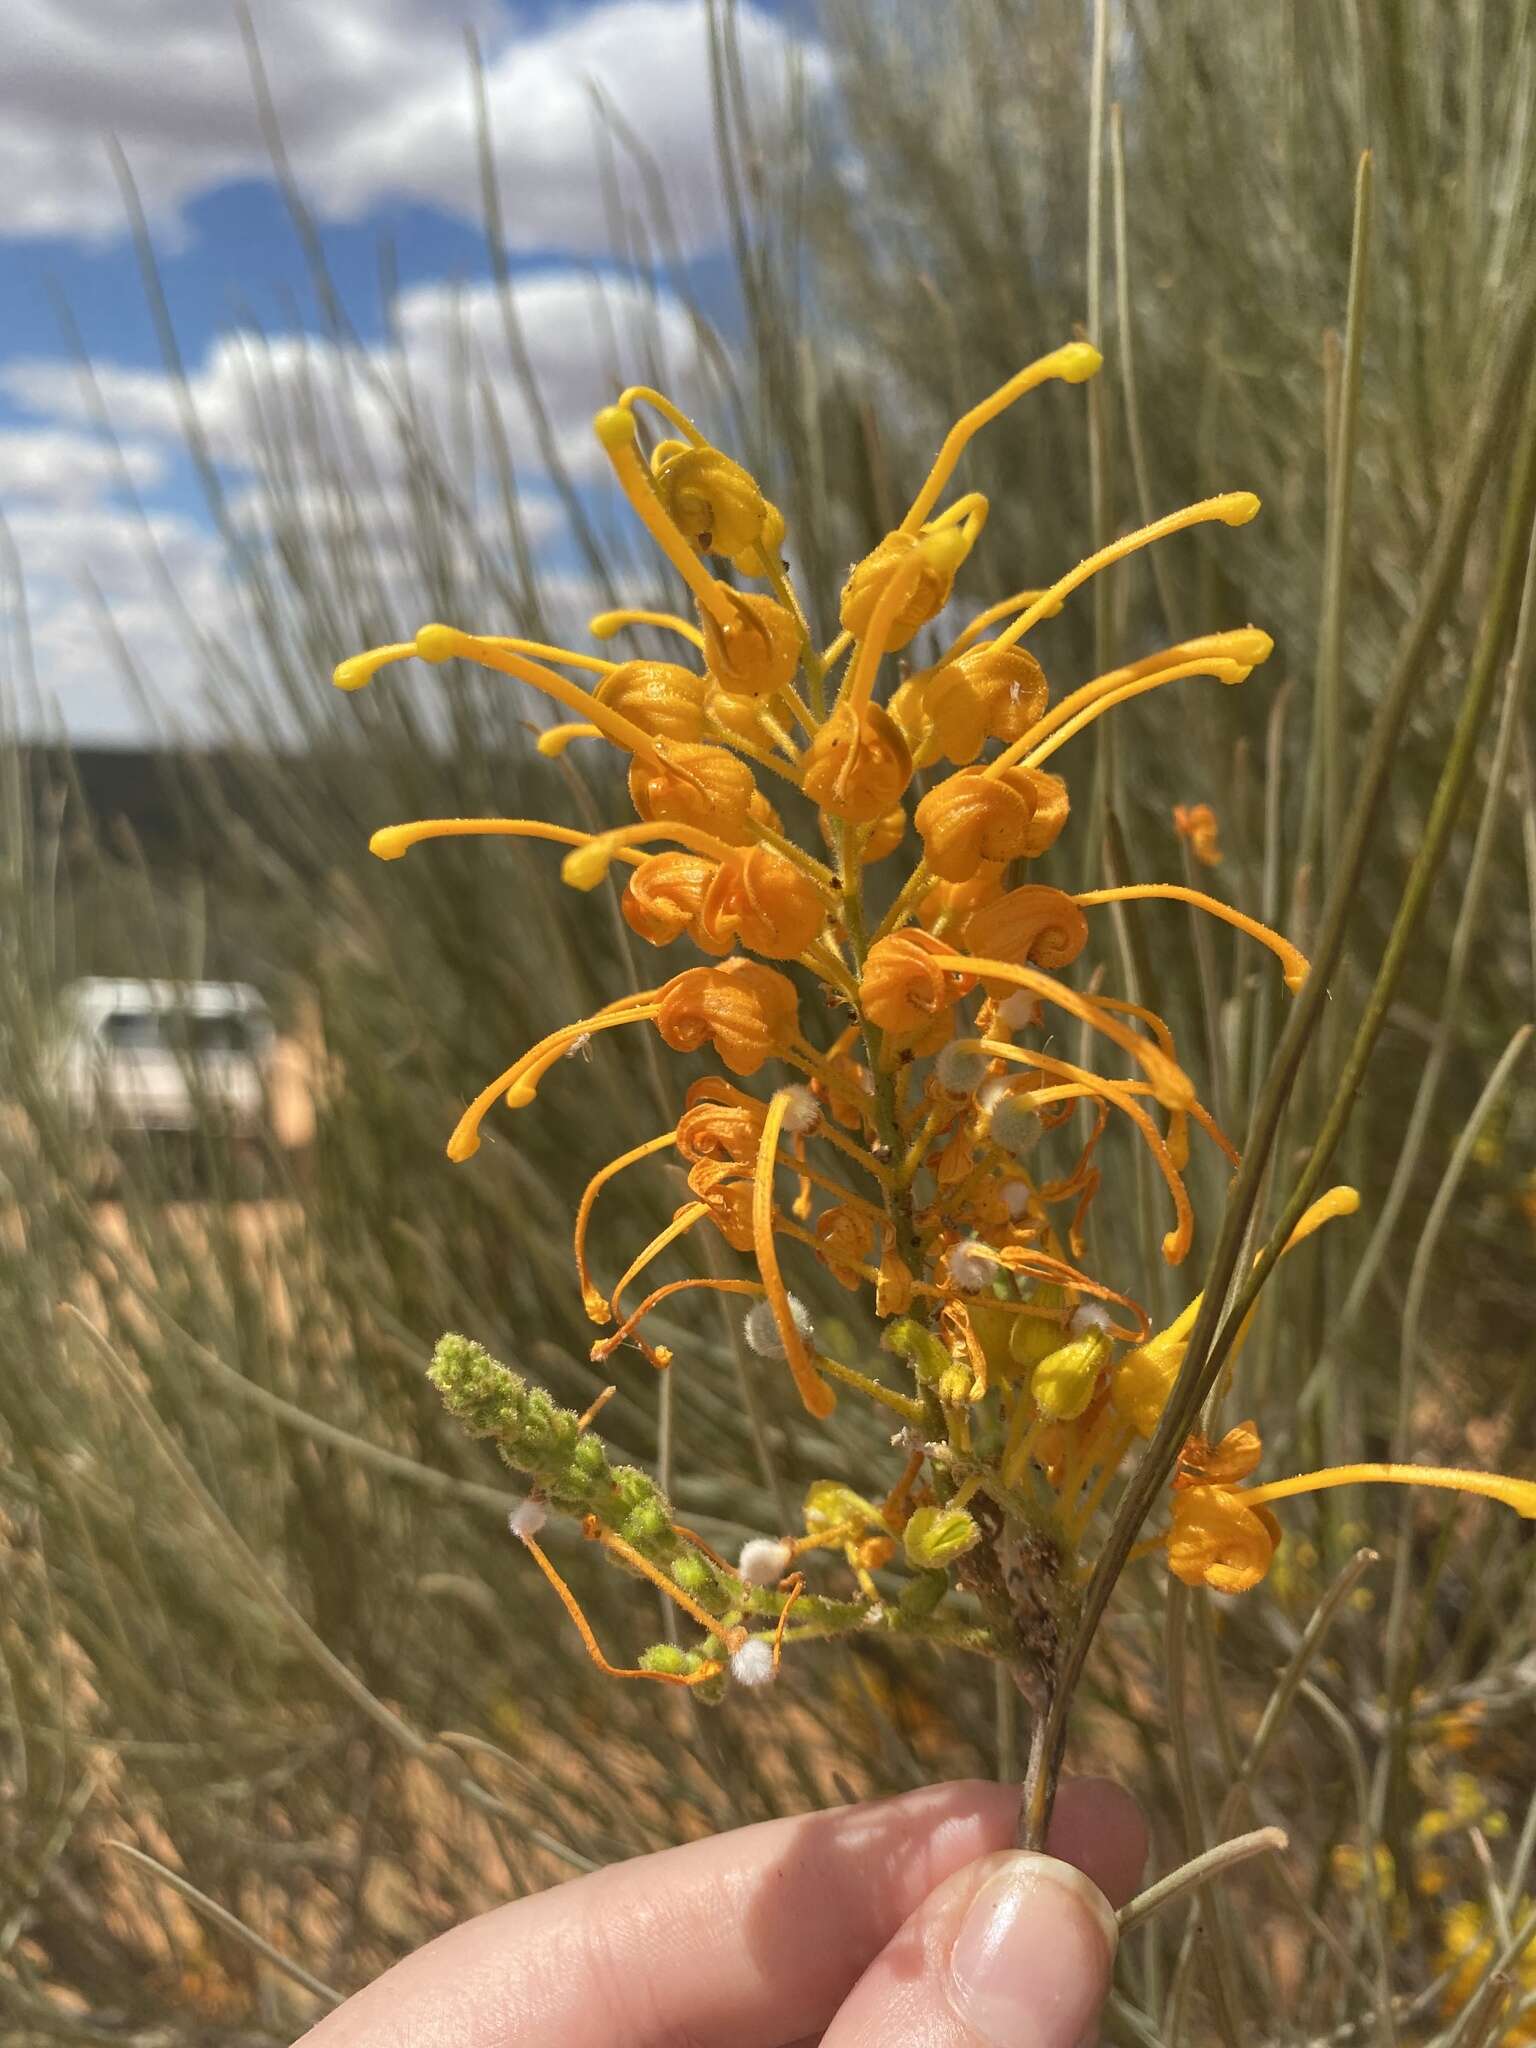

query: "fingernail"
xmin=948 ymin=1851 xmax=1118 ymax=2048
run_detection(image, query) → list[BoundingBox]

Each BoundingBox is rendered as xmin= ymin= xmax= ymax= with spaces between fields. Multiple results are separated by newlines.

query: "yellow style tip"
xmin=594 ymin=404 xmax=638 ymax=452
xmin=587 ymin=611 xmax=623 ymax=640
xmin=560 ymin=843 xmax=612 ymax=891
xmin=446 ymin=1128 xmax=480 ymax=1163
xmin=1219 ymin=492 xmax=1262 ymax=526
xmin=1057 ymin=341 xmax=1103 ymax=383
xmin=415 ymin=623 xmax=461 ymax=664
xmin=368 ymin=826 xmax=413 ymax=861
xmin=333 ymin=642 xmax=414 ymax=692
xmin=1227 ymin=627 xmax=1275 ymax=667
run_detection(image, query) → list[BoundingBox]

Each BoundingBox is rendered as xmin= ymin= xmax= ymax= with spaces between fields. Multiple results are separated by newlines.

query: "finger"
xmin=820 ymin=1850 xmax=1119 ymax=2048
xmin=1040 ymin=1774 xmax=1147 ymax=1909
xmin=299 ymin=1776 xmax=1140 ymax=2048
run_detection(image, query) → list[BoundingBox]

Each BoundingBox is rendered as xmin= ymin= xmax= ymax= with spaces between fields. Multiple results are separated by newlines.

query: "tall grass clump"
xmin=2 ymin=3 xmax=1534 ymax=2041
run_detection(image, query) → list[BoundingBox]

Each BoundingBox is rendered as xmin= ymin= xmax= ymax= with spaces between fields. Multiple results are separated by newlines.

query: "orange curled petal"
xmin=918 ymin=863 xmax=1006 ymax=932
xmin=621 ymin=852 xmax=727 ymax=952
xmin=962 ymin=884 xmax=1088 ymax=975
xmin=686 ymin=1160 xmax=757 ymax=1251
xmin=1166 ymin=1484 xmax=1281 ymax=1594
xmin=815 ymin=1202 xmax=877 ymax=1290
xmin=596 ymin=659 xmax=710 ymax=743
xmin=860 ymin=803 xmax=909 ymax=864
xmin=840 ymin=529 xmax=956 ymax=651
xmin=656 ymin=959 xmax=801 ymax=1076
xmin=699 ymin=845 xmax=828 ymax=960
xmin=629 ymin=741 xmax=759 ymax=844
xmin=914 ymin=767 xmax=1041 ymax=881
xmin=801 ymin=701 xmax=913 ymax=824
xmin=859 ymin=930 xmax=978 ymax=1042
xmin=1173 ymin=802 xmax=1222 ymax=866
xmin=699 ymin=588 xmax=801 ymax=699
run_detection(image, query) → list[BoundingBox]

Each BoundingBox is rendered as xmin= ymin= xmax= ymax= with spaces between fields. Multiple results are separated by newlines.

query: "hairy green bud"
xmin=882 ymin=1316 xmax=953 ymax=1387
xmin=1030 ymin=1331 xmax=1110 ymax=1421
xmin=638 ymin=1643 xmax=697 ymax=1677
xmin=903 ymin=1504 xmax=982 ymax=1570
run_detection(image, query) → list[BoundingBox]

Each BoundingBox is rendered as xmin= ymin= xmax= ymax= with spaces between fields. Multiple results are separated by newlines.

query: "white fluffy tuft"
xmin=1069 ymin=1299 xmax=1117 ymax=1337
xmin=947 ymin=1238 xmax=996 ymax=1292
xmin=744 ymin=1294 xmax=814 ymax=1358
xmin=780 ymin=1084 xmax=823 ymax=1135
xmin=935 ymin=1043 xmax=989 ymax=1095
xmin=508 ymin=1497 xmax=547 ymax=1542
xmin=730 ymin=1637 xmax=777 ymax=1688
xmin=737 ymin=1537 xmax=793 ymax=1587
xmin=997 ymin=990 xmax=1042 ymax=1032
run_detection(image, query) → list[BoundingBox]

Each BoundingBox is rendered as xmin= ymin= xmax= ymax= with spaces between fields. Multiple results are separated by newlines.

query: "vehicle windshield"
xmin=99 ymin=1009 xmax=255 ymax=1055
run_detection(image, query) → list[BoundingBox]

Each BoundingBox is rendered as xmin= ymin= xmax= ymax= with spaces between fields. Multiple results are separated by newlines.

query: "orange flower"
xmin=840 ymin=529 xmax=959 ymax=648
xmin=621 ymin=851 xmax=725 ymax=951
xmin=914 ymin=765 xmax=1055 ymax=880
xmin=1173 ymin=801 xmax=1222 ymax=865
xmin=1167 ymin=1484 xmax=1283 ymax=1594
xmin=656 ymin=959 xmax=800 ymax=1075
xmin=628 ymin=740 xmax=759 ymax=843
xmin=684 ymin=1161 xmax=757 ymax=1252
xmin=698 ymin=845 xmax=828 ymax=960
xmin=675 ymin=1078 xmax=767 ymax=1164
xmin=962 ymin=884 xmax=1088 ymax=974
xmin=891 ymin=643 xmax=1049 ymax=767
xmin=860 ymin=931 xmax=977 ymax=1040
xmin=596 ymin=660 xmax=710 ymax=743
xmin=917 ymin=864 xmax=1006 ymax=931
xmin=815 ymin=1204 xmax=877 ymax=1289
xmin=800 ymin=701 xmax=913 ymax=823
xmin=699 ymin=589 xmax=801 ymax=698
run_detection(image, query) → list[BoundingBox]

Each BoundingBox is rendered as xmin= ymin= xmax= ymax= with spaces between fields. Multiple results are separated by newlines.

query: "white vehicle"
xmin=53 ymin=978 xmax=275 ymax=1147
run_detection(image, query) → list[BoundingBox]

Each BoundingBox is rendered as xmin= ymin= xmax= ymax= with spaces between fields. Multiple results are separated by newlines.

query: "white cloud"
xmin=0 ymin=426 xmax=166 ymax=505
xmin=3 ymin=269 xmax=704 ymax=482
xmin=0 ymin=0 xmax=814 ymax=254
xmin=1 ymin=268 xmax=710 ymax=737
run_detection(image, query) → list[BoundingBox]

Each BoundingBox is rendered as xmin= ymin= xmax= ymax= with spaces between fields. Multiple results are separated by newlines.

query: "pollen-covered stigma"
xmin=341 ymin=345 xmax=1535 ymax=1697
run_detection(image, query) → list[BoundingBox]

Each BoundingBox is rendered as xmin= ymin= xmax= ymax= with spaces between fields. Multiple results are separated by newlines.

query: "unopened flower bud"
xmin=640 ymin=1642 xmax=698 ymax=1677
xmin=902 ymin=1504 xmax=982 ymax=1570
xmin=1031 ymin=1330 xmax=1110 ymax=1420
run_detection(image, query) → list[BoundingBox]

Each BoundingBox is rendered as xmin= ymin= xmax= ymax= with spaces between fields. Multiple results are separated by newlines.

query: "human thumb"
xmin=819 ymin=1848 xmax=1118 ymax=2048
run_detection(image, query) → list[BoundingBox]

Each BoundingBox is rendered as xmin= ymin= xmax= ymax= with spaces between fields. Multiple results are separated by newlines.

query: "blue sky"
xmin=0 ymin=0 xmax=820 ymax=738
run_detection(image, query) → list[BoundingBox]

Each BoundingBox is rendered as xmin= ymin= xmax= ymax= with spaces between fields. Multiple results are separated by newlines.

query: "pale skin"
xmin=300 ymin=1775 xmax=1145 ymax=2048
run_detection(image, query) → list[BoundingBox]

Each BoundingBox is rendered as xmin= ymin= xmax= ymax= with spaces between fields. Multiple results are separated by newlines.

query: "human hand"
xmin=300 ymin=1775 xmax=1144 ymax=2048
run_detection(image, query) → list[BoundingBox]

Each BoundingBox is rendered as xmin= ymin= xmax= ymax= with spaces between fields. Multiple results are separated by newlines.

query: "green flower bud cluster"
xmin=639 ymin=1641 xmax=727 ymax=1704
xmin=429 ymin=1335 xmax=730 ymax=1602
